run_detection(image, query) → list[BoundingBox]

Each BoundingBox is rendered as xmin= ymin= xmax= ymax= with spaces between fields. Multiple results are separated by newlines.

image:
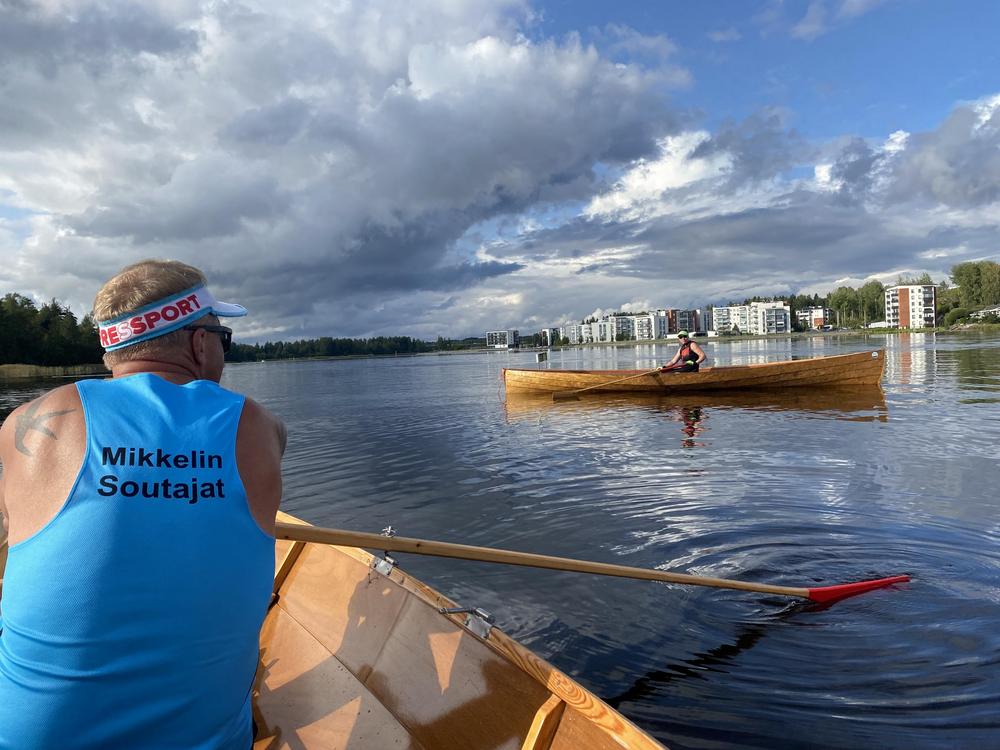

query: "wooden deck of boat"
xmin=254 ymin=513 xmax=665 ymax=750
xmin=504 ymin=349 xmax=885 ymax=393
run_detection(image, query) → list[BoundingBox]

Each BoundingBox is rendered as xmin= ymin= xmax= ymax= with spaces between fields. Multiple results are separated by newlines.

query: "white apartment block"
xmin=592 ymin=320 xmax=614 ymax=343
xmin=632 ymin=313 xmax=655 ymax=340
xmin=609 ymin=316 xmax=634 ymax=340
xmin=752 ymin=301 xmax=791 ymax=334
xmin=710 ymin=305 xmax=750 ymax=333
xmin=796 ymin=307 xmax=833 ymax=330
xmin=654 ymin=309 xmax=671 ymax=338
xmin=559 ymin=325 xmax=578 ymax=344
xmin=709 ymin=302 xmax=790 ymax=334
xmin=486 ymin=329 xmax=520 ymax=349
xmin=885 ymin=285 xmax=936 ymax=328
xmin=554 ymin=307 xmax=706 ymax=344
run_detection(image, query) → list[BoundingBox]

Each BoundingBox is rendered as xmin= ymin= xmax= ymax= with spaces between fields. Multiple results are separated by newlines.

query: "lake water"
xmin=2 ymin=333 xmax=999 ymax=749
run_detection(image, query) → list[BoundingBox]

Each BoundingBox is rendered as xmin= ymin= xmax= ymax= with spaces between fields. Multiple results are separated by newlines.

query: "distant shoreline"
xmin=0 ymin=363 xmax=108 ymax=381
xmin=7 ymin=325 xmax=998 ymax=374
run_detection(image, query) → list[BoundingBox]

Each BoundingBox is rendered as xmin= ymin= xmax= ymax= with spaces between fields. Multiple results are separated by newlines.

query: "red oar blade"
xmin=807 ymin=574 xmax=910 ymax=604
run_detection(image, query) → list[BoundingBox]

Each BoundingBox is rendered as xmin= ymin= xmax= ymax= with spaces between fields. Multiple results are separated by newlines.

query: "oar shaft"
xmin=573 ymin=369 xmax=660 ymax=394
xmin=274 ymin=522 xmax=812 ymax=599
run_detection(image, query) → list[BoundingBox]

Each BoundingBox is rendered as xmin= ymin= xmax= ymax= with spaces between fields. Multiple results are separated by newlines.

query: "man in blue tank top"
xmin=0 ymin=260 xmax=286 ymax=749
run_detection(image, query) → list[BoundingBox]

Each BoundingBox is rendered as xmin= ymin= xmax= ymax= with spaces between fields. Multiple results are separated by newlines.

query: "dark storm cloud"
xmin=66 ymin=157 xmax=290 ymax=243
xmin=690 ymin=110 xmax=811 ymax=185
xmin=829 ymin=137 xmax=883 ymax=204
xmin=886 ymin=104 xmax=1000 ymax=207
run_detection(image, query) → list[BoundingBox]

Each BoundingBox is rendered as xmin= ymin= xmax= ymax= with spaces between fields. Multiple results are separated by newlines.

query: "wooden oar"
xmin=552 ymin=368 xmax=665 ymax=401
xmin=274 ymin=522 xmax=909 ymax=604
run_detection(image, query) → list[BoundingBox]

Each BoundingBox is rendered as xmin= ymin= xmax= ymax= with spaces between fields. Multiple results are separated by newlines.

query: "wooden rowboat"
xmin=0 ymin=514 xmax=664 ymax=749
xmin=253 ymin=511 xmax=665 ymax=748
xmin=504 ymin=349 xmax=885 ymax=394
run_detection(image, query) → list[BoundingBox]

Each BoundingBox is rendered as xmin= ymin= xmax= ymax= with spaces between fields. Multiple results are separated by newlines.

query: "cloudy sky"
xmin=1 ymin=0 xmax=999 ymax=341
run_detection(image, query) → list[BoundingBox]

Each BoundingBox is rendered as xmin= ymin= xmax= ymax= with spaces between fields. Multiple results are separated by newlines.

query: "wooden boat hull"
xmin=253 ymin=511 xmax=666 ymax=749
xmin=504 ymin=349 xmax=885 ymax=394
xmin=504 ymin=386 xmax=888 ymax=422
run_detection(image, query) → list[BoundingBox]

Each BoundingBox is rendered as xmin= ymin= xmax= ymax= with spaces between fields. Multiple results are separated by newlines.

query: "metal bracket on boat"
xmin=372 ymin=553 xmax=397 ymax=576
xmin=439 ymin=606 xmax=495 ymax=639
xmin=370 ymin=526 xmax=399 ymax=576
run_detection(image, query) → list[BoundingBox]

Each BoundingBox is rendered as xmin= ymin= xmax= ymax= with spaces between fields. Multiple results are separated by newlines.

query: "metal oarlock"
xmin=439 ymin=606 xmax=495 ymax=639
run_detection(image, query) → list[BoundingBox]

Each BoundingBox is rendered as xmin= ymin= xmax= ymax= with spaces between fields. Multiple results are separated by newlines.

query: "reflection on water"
xmin=2 ymin=334 xmax=999 ymax=749
xmin=504 ymin=387 xmax=889 ymax=422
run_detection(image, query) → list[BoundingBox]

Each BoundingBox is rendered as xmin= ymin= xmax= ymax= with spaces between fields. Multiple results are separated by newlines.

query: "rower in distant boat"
xmin=660 ymin=330 xmax=706 ymax=372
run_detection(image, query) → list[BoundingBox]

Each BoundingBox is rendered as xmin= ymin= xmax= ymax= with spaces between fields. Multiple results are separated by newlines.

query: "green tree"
xmin=944 ymin=307 xmax=971 ymax=326
xmin=828 ymin=286 xmax=862 ymax=326
xmin=981 ymin=262 xmax=1000 ymax=306
xmin=858 ymin=280 xmax=885 ymax=323
xmin=951 ymin=262 xmax=985 ymax=307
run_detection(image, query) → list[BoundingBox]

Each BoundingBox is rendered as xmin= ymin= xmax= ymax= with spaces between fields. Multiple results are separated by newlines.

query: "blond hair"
xmin=94 ymin=259 xmax=210 ymax=367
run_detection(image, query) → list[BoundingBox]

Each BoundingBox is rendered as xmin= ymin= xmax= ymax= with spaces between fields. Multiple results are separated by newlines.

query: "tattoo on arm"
xmin=14 ymin=393 xmax=75 ymax=457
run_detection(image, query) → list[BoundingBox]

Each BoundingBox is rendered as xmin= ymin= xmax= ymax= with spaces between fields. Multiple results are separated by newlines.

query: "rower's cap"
xmin=678 ymin=330 xmax=690 ymax=338
xmin=98 ymin=284 xmax=247 ymax=351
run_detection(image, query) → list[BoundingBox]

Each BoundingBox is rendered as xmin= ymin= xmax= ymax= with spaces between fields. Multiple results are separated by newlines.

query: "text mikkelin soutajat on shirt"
xmin=97 ymin=444 xmax=227 ymax=504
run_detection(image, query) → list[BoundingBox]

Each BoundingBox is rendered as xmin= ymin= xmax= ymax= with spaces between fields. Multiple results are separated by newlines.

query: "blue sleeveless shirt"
xmin=0 ymin=375 xmax=274 ymax=749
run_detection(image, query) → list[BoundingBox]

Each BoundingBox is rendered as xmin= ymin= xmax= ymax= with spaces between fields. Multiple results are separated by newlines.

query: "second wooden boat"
xmin=504 ymin=349 xmax=885 ymax=394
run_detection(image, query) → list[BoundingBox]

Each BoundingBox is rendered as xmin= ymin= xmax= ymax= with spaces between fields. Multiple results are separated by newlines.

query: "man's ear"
xmin=189 ymin=327 xmax=207 ymax=365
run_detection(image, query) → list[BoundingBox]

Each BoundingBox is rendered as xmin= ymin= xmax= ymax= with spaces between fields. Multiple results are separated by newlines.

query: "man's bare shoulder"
xmin=239 ymin=396 xmax=287 ymax=454
xmin=0 ymin=384 xmax=82 ymax=458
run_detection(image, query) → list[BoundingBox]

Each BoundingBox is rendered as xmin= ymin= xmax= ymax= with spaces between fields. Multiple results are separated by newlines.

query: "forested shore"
xmin=0 ymin=294 xmax=103 ymax=366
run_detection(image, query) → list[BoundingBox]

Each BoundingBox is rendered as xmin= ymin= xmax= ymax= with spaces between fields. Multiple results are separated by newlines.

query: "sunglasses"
xmin=183 ymin=324 xmax=233 ymax=353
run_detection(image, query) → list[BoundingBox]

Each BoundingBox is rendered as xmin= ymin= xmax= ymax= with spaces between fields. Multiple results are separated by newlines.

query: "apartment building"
xmin=486 ymin=329 xmax=520 ymax=349
xmin=884 ymin=285 xmax=936 ymax=328
xmin=553 ymin=306 xmax=706 ymax=345
xmin=796 ymin=306 xmax=834 ymax=330
xmin=676 ymin=308 xmax=702 ymax=333
xmin=608 ymin=315 xmax=634 ymax=340
xmin=558 ymin=324 xmax=579 ymax=344
xmin=633 ymin=313 xmax=655 ymax=340
xmin=559 ymin=323 xmax=596 ymax=344
xmin=709 ymin=302 xmax=790 ymax=334
xmin=709 ymin=305 xmax=751 ymax=333
xmin=752 ymin=301 xmax=790 ymax=334
xmin=593 ymin=320 xmax=615 ymax=343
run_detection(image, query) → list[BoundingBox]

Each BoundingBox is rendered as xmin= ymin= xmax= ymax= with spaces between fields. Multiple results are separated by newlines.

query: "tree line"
xmin=0 ymin=294 xmax=103 ymax=366
xmin=226 ymin=336 xmax=434 ymax=361
xmin=226 ymin=335 xmax=490 ymax=361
